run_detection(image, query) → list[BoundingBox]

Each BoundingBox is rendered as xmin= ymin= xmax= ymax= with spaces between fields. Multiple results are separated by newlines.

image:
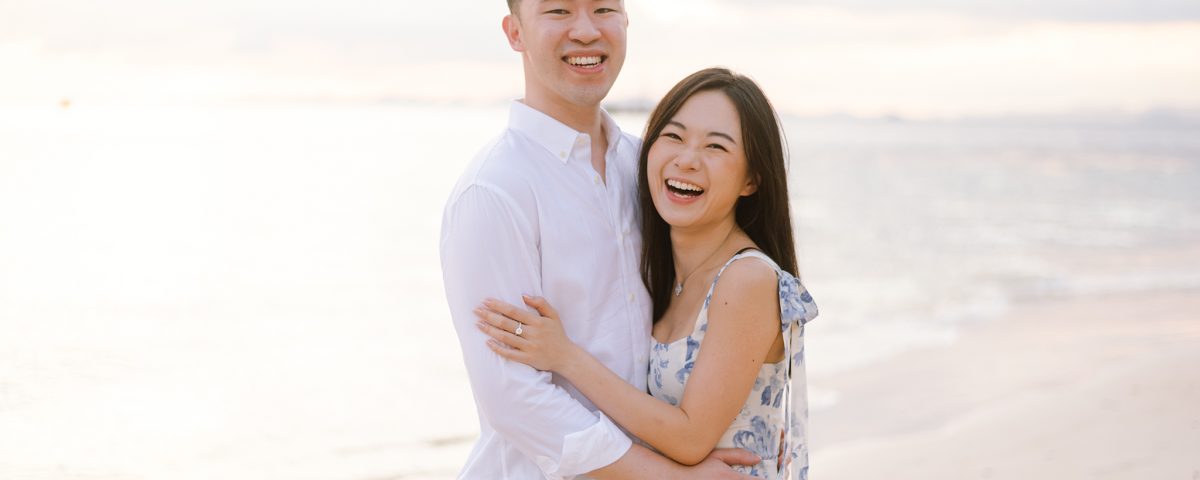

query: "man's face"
xmin=504 ymin=0 xmax=628 ymax=108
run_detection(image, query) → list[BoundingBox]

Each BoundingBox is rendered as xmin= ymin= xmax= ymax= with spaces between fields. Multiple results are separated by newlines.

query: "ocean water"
xmin=784 ymin=115 xmax=1200 ymax=374
xmin=1 ymin=104 xmax=1197 ymax=478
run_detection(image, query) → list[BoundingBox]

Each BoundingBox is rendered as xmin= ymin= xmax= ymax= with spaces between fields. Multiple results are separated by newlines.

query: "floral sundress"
xmin=648 ymin=250 xmax=818 ymax=479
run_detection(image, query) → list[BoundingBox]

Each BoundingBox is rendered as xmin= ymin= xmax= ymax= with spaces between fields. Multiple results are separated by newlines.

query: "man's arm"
xmin=592 ymin=445 xmax=759 ymax=479
xmin=440 ymin=183 xmax=630 ymax=477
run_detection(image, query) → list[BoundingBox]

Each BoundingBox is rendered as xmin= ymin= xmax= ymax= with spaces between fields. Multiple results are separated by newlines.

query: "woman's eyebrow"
xmin=666 ymin=120 xmax=736 ymax=144
xmin=708 ymin=131 xmax=736 ymax=144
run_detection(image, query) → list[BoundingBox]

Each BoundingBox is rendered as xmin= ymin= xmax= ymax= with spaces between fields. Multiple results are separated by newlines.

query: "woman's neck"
xmin=670 ymin=217 xmax=742 ymax=283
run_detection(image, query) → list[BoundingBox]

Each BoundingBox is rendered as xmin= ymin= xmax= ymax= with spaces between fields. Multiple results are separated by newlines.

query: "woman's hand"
xmin=475 ymin=295 xmax=579 ymax=372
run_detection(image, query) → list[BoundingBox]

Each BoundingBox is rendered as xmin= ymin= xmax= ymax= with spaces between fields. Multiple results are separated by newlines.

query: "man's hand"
xmin=589 ymin=445 xmax=759 ymax=479
xmin=686 ymin=448 xmax=759 ymax=478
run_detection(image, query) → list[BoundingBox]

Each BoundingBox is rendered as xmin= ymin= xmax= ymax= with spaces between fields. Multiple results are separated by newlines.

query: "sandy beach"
xmin=810 ymin=289 xmax=1200 ymax=480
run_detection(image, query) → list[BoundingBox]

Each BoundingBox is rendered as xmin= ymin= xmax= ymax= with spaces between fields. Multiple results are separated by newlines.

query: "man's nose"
xmin=569 ymin=13 xmax=601 ymax=43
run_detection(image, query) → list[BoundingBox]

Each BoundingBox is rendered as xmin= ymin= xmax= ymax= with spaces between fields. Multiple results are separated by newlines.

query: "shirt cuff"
xmin=535 ymin=411 xmax=633 ymax=479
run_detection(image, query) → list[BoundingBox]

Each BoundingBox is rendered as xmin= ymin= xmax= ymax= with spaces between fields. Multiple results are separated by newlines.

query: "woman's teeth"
xmin=666 ymin=179 xmax=704 ymax=197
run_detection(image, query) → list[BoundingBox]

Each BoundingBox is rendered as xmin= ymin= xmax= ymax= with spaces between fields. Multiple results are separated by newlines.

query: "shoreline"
xmin=809 ymin=289 xmax=1200 ymax=479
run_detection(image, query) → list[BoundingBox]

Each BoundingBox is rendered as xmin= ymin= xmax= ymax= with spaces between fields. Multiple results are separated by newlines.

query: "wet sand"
xmin=810 ymin=289 xmax=1200 ymax=480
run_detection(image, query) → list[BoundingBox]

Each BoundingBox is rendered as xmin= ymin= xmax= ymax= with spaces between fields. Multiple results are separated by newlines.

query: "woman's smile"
xmin=665 ymin=178 xmax=706 ymax=204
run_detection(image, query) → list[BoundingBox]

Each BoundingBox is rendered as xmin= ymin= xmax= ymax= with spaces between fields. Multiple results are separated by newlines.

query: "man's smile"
xmin=563 ymin=53 xmax=607 ymax=71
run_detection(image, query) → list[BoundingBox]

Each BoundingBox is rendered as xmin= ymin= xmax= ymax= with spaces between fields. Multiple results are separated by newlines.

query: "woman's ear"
xmin=740 ymin=173 xmax=760 ymax=196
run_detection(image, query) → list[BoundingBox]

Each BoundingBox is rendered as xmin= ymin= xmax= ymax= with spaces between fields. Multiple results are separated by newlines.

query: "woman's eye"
xmin=661 ymin=132 xmax=682 ymax=141
xmin=707 ymin=144 xmax=728 ymax=152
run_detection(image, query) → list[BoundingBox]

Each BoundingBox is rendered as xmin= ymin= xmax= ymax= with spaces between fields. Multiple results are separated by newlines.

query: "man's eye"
xmin=544 ymin=9 xmax=569 ymax=15
xmin=596 ymin=8 xmax=618 ymax=14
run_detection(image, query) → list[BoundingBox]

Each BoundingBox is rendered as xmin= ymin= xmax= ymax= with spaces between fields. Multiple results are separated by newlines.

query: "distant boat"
xmin=60 ymin=98 xmax=72 ymax=109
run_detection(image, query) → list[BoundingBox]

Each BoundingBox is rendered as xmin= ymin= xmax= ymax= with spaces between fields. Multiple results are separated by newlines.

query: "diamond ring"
xmin=514 ymin=321 xmax=524 ymax=336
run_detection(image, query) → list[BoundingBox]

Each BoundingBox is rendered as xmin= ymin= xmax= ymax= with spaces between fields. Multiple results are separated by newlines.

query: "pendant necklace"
xmin=673 ymin=228 xmax=736 ymax=297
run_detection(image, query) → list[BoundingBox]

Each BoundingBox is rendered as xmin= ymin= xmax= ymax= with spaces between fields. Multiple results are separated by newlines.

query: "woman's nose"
xmin=672 ymin=148 xmax=701 ymax=170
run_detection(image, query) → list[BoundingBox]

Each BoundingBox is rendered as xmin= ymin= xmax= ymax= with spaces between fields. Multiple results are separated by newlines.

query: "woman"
xmin=475 ymin=68 xmax=818 ymax=479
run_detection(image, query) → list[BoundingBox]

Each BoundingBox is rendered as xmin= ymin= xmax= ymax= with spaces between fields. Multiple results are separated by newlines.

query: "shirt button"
xmin=559 ymin=151 xmax=567 ymax=158
xmin=627 ymin=293 xmax=634 ymax=302
xmin=594 ymin=175 xmax=602 ymax=185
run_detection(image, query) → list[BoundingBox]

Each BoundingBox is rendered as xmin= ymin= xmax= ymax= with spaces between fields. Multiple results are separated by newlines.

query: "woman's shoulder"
xmin=719 ymin=253 xmax=779 ymax=290
xmin=707 ymin=253 xmax=780 ymax=319
xmin=716 ymin=247 xmax=781 ymax=288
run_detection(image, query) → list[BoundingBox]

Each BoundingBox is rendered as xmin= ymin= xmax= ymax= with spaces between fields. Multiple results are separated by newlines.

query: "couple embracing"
xmin=440 ymin=1 xmax=818 ymax=478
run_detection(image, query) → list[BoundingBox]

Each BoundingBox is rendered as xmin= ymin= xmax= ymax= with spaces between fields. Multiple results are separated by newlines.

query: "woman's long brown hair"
xmin=638 ymin=67 xmax=799 ymax=322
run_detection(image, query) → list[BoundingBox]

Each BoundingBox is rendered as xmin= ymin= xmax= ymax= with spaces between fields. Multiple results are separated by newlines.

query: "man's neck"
xmin=523 ymin=92 xmax=603 ymax=135
xmin=522 ymin=93 xmax=609 ymax=181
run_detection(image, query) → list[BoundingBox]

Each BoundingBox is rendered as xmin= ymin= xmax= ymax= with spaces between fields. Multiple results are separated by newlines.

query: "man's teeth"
xmin=667 ymin=179 xmax=704 ymax=193
xmin=567 ymin=56 xmax=602 ymax=66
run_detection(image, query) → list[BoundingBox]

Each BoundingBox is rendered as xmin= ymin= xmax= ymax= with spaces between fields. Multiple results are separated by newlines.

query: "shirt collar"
xmin=508 ymin=100 xmax=624 ymax=164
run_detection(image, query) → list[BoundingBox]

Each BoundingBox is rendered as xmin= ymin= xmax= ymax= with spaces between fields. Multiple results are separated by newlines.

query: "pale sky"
xmin=3 ymin=0 xmax=1199 ymax=117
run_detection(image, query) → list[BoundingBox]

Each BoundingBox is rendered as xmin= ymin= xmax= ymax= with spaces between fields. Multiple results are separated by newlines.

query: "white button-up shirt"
xmin=440 ymin=101 xmax=653 ymax=479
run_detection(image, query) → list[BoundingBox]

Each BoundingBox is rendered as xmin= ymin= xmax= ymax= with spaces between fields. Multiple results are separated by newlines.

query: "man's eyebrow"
xmin=666 ymin=121 xmax=737 ymax=144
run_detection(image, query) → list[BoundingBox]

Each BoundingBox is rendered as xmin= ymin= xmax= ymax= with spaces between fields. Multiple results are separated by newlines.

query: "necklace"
xmin=673 ymin=227 xmax=736 ymax=297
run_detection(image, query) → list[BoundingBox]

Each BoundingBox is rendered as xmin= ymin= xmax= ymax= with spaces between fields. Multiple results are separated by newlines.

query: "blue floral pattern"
xmin=648 ymin=250 xmax=818 ymax=479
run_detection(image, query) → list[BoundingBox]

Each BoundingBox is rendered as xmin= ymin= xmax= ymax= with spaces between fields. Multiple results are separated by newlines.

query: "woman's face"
xmin=647 ymin=89 xmax=757 ymax=232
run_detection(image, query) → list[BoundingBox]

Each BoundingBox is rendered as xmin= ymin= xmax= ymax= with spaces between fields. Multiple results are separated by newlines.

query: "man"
xmin=440 ymin=1 xmax=757 ymax=478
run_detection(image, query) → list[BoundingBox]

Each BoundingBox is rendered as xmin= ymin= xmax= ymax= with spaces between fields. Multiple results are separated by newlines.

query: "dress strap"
xmin=707 ymin=248 xmax=769 ymax=289
xmin=701 ymin=249 xmax=783 ymax=303
xmin=690 ymin=249 xmax=769 ymax=340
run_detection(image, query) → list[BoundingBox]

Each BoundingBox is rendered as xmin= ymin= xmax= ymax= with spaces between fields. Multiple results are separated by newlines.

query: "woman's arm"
xmin=477 ymin=260 xmax=781 ymax=465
